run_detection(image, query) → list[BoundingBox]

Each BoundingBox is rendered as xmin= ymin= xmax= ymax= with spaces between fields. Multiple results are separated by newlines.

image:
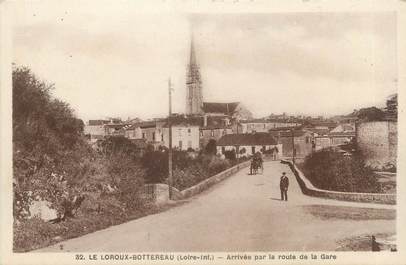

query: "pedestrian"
xmin=273 ymin=146 xmax=279 ymax=161
xmin=371 ymin=236 xmax=381 ymax=252
xmin=280 ymin=172 xmax=289 ymax=201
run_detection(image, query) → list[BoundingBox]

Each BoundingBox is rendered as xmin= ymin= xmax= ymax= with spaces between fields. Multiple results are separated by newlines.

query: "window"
xmin=188 ymin=140 xmax=192 ymax=148
xmin=142 ymin=132 xmax=146 ymax=139
xmin=161 ymin=133 xmax=164 ymax=142
xmin=211 ymin=130 xmax=214 ymax=137
xmin=188 ymin=128 xmax=191 ymax=134
xmin=152 ymin=132 xmax=156 ymax=141
xmin=305 ymin=136 xmax=310 ymax=144
xmin=179 ymin=141 xmax=183 ymax=150
xmin=252 ymin=146 xmax=256 ymax=154
xmin=222 ymin=129 xmax=226 ymax=136
xmin=200 ymin=130 xmax=203 ymax=137
xmin=221 ymin=146 xmax=225 ymax=154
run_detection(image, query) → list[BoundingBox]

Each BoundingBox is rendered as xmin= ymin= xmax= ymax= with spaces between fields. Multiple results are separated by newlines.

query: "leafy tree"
xmin=204 ymin=139 xmax=217 ymax=155
xmin=356 ymin=107 xmax=385 ymax=121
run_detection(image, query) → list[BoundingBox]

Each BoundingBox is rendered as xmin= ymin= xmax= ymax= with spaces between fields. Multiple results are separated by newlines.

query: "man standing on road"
xmin=280 ymin=172 xmax=289 ymax=201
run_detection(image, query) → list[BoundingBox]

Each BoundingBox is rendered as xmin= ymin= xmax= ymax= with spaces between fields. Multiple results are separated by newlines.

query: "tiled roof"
xmin=202 ymin=102 xmax=239 ymax=114
xmin=269 ymin=130 xmax=307 ymax=137
xmin=217 ymin=133 xmax=277 ymax=146
xmin=104 ymin=123 xmax=131 ymax=129
xmin=88 ymin=120 xmax=109 ymax=126
xmin=328 ymin=132 xmax=356 ymax=137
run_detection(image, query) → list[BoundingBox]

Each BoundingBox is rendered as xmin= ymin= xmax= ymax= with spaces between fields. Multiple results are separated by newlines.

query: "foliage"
xmin=204 ymin=139 xmax=217 ymax=155
xmin=13 ymin=66 xmax=92 ymax=221
xmin=141 ymin=150 xmax=168 ymax=183
xmin=13 ymin=66 xmax=148 ymax=251
xmin=224 ymin=149 xmax=237 ymax=161
xmin=302 ymin=148 xmax=380 ymax=193
xmin=356 ymin=107 xmax=385 ymax=121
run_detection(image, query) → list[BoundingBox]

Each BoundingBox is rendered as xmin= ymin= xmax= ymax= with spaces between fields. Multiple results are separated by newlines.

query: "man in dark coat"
xmin=280 ymin=172 xmax=289 ymax=201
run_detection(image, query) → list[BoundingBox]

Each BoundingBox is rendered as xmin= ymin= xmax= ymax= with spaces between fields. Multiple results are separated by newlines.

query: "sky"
xmin=12 ymin=2 xmax=397 ymax=121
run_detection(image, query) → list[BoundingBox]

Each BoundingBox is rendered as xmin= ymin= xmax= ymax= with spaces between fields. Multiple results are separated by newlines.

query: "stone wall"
xmin=144 ymin=160 xmax=251 ymax=204
xmin=281 ymin=160 xmax=396 ymax=205
xmin=356 ymin=121 xmax=397 ymax=169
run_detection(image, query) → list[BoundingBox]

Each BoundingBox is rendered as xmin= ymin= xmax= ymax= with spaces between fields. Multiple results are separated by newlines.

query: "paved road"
xmin=39 ymin=161 xmax=395 ymax=252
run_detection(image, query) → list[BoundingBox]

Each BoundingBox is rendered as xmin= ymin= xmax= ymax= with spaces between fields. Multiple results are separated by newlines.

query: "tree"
xmin=357 ymin=107 xmax=385 ymax=121
xmin=205 ymin=139 xmax=217 ymax=155
xmin=12 ymin=66 xmax=91 ymax=221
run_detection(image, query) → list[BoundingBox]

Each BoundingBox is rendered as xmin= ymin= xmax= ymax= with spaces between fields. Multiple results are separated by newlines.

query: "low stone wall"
xmin=144 ymin=160 xmax=251 ymax=203
xmin=180 ymin=160 xmax=251 ymax=199
xmin=281 ymin=160 xmax=396 ymax=205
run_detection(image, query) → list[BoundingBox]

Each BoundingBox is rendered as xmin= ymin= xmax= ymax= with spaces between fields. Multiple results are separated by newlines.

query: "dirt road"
xmin=38 ymin=161 xmax=395 ymax=252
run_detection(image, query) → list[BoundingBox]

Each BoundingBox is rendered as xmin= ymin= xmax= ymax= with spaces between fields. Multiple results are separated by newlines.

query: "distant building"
xmin=217 ymin=132 xmax=282 ymax=157
xmin=84 ymin=119 xmax=110 ymax=142
xmin=330 ymin=123 xmax=355 ymax=133
xmin=239 ymin=119 xmax=300 ymax=134
xmin=314 ymin=132 xmax=355 ymax=151
xmin=162 ymin=124 xmax=200 ymax=151
xmin=104 ymin=123 xmax=130 ymax=137
xmin=200 ymin=125 xmax=233 ymax=150
xmin=270 ymin=130 xmax=314 ymax=158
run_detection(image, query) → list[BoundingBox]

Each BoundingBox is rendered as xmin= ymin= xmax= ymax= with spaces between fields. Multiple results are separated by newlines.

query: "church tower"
xmin=186 ymin=36 xmax=203 ymax=115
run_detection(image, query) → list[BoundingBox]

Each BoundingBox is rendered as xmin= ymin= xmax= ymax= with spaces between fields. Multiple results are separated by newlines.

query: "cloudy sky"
xmin=12 ymin=2 xmax=397 ymax=121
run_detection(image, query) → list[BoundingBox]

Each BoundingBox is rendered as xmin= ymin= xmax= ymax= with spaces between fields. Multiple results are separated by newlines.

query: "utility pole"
xmin=168 ymin=78 xmax=173 ymax=199
xmin=291 ymin=128 xmax=295 ymax=164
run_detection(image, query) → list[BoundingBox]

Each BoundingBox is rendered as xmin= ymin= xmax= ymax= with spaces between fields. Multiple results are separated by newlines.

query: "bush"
xmin=224 ymin=150 xmax=237 ymax=161
xmin=208 ymin=156 xmax=231 ymax=175
xmin=205 ymin=139 xmax=217 ymax=155
xmin=302 ymin=148 xmax=380 ymax=193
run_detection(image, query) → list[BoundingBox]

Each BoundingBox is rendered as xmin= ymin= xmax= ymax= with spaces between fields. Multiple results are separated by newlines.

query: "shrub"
xmin=204 ymin=139 xmax=217 ymax=155
xmin=224 ymin=149 xmax=237 ymax=161
xmin=302 ymin=148 xmax=380 ymax=193
xmin=208 ymin=156 xmax=231 ymax=175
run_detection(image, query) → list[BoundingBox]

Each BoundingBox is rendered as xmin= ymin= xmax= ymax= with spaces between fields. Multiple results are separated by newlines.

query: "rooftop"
xmin=217 ymin=132 xmax=277 ymax=146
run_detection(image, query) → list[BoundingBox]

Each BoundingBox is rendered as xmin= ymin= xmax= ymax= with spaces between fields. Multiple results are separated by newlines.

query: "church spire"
xmin=190 ymin=34 xmax=197 ymax=67
xmin=186 ymin=33 xmax=203 ymax=115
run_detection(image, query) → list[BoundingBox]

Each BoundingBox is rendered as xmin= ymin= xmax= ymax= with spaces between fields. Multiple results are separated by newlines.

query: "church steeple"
xmin=186 ymin=34 xmax=203 ymax=115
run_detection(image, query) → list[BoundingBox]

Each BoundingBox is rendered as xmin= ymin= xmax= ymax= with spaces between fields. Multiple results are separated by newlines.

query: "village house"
xmin=161 ymin=124 xmax=200 ymax=151
xmin=84 ymin=119 xmax=110 ymax=142
xmin=239 ymin=119 xmax=301 ymax=134
xmin=216 ymin=132 xmax=282 ymax=158
xmin=269 ymin=129 xmax=314 ymax=158
xmin=314 ymin=131 xmax=355 ymax=151
xmin=104 ymin=123 xmax=131 ymax=137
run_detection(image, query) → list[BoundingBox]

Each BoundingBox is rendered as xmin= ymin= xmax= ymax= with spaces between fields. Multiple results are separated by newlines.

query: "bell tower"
xmin=186 ymin=35 xmax=203 ymax=115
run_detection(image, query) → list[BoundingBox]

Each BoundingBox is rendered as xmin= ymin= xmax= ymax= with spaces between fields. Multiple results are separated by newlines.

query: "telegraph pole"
xmin=291 ymin=128 xmax=295 ymax=164
xmin=168 ymin=78 xmax=173 ymax=199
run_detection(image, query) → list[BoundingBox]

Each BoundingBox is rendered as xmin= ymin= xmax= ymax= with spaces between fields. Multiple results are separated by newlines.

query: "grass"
xmin=302 ymin=205 xmax=396 ymax=221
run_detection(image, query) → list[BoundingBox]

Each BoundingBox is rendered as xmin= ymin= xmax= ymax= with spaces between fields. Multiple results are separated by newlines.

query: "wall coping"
xmin=281 ymin=159 xmax=396 ymax=204
xmin=179 ymin=160 xmax=251 ymax=199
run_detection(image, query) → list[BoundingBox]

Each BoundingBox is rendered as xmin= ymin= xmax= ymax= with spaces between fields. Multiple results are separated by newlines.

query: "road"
xmin=38 ymin=161 xmax=395 ymax=252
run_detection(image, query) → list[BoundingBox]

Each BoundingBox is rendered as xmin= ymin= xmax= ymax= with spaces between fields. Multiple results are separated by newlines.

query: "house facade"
xmin=216 ymin=132 xmax=282 ymax=158
xmin=162 ymin=125 xmax=200 ymax=151
xmin=199 ymin=126 xmax=233 ymax=150
xmin=270 ymin=130 xmax=314 ymax=158
xmin=239 ymin=119 xmax=301 ymax=134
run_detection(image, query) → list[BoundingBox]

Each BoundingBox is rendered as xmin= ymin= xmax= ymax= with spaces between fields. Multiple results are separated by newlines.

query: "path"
xmin=38 ymin=161 xmax=395 ymax=252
